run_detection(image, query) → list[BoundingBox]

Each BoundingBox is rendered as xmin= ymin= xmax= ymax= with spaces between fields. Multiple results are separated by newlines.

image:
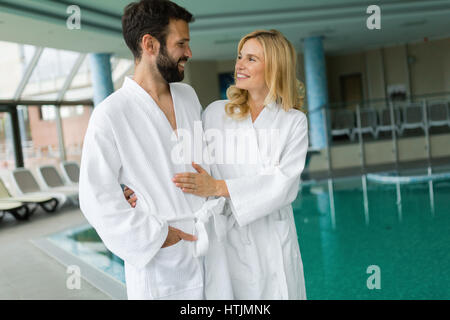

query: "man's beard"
xmin=156 ymin=45 xmax=187 ymax=83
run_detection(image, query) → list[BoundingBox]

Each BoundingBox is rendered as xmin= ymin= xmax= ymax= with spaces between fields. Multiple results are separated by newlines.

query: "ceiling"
xmin=0 ymin=0 xmax=449 ymax=60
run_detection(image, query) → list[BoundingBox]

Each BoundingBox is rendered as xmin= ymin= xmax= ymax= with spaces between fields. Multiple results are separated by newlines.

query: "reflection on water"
xmin=294 ymin=171 xmax=450 ymax=299
xmin=68 ymin=228 xmax=101 ymax=242
xmin=48 ymin=225 xmax=125 ymax=283
xmin=48 ymin=169 xmax=450 ymax=298
xmin=67 ymin=228 xmax=121 ymax=261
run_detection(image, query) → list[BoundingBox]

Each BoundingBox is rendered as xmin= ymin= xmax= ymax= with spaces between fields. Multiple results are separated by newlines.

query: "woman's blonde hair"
xmin=225 ymin=29 xmax=306 ymax=120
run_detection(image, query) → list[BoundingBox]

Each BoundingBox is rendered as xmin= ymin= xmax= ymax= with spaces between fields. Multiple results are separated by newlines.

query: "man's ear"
xmin=141 ymin=34 xmax=160 ymax=56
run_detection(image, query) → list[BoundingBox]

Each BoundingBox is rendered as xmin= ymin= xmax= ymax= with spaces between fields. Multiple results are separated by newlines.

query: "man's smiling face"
xmin=156 ymin=19 xmax=192 ymax=82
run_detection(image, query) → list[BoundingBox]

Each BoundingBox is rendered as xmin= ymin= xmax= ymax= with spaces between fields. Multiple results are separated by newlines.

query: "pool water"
xmin=48 ymin=225 xmax=125 ymax=284
xmin=294 ymin=176 xmax=450 ymax=299
xmin=48 ymin=175 xmax=450 ymax=299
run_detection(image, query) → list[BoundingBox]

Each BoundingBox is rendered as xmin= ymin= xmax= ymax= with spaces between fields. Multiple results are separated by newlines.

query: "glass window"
xmin=22 ymin=106 xmax=60 ymax=170
xmin=60 ymin=105 xmax=85 ymax=118
xmin=21 ymin=47 xmax=81 ymax=100
xmin=0 ymin=112 xmax=14 ymax=171
xmin=0 ymin=41 xmax=24 ymax=100
xmin=63 ymin=57 xmax=93 ymax=101
xmin=41 ymin=105 xmax=57 ymax=121
xmin=76 ymin=105 xmax=84 ymax=115
xmin=61 ymin=105 xmax=92 ymax=163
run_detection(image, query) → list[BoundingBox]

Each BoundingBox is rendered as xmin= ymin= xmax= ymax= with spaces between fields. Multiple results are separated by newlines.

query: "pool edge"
xmin=30 ymin=237 xmax=127 ymax=300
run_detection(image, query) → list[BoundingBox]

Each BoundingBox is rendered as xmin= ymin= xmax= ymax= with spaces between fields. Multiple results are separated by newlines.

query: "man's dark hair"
xmin=122 ymin=0 xmax=194 ymax=60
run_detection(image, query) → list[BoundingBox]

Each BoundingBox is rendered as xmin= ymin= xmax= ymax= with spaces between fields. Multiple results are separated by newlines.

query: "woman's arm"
xmin=173 ymin=115 xmax=308 ymax=228
xmin=79 ymin=116 xmax=169 ymax=268
xmin=224 ymin=117 xmax=308 ymax=227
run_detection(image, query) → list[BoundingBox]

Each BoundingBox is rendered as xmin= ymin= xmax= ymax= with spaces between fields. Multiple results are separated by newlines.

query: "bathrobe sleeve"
xmin=79 ymin=110 xmax=168 ymax=269
xmin=225 ymin=114 xmax=308 ymax=227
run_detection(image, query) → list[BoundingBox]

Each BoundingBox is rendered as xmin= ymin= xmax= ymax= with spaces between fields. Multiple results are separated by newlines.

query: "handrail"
xmin=302 ymin=92 xmax=450 ymax=117
xmin=0 ymin=99 xmax=94 ymax=107
xmin=327 ymin=92 xmax=450 ymax=108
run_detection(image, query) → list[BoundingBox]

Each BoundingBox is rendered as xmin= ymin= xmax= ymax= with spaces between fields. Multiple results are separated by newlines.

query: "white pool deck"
xmin=0 ymin=206 xmax=122 ymax=300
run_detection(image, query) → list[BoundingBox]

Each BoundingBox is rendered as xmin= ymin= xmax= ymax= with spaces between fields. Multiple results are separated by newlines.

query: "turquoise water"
xmin=48 ymin=225 xmax=125 ymax=284
xmin=48 ymin=175 xmax=450 ymax=299
xmin=294 ymin=177 xmax=450 ymax=299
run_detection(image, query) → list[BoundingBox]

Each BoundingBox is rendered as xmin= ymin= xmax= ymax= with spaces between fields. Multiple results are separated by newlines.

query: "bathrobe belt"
xmin=167 ymin=197 xmax=228 ymax=258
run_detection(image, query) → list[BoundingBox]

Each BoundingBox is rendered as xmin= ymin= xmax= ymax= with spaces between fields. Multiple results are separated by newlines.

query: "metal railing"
xmin=306 ymin=92 xmax=450 ymax=179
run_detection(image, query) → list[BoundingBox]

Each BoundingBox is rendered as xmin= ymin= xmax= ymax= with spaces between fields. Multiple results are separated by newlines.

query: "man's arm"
xmin=79 ymin=112 xmax=168 ymax=269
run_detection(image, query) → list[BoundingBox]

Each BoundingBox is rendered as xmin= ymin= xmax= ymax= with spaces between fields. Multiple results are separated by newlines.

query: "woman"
xmin=127 ymin=29 xmax=309 ymax=299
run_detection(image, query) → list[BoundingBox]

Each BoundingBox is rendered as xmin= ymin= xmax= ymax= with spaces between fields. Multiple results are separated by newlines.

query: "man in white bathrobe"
xmin=79 ymin=0 xmax=232 ymax=300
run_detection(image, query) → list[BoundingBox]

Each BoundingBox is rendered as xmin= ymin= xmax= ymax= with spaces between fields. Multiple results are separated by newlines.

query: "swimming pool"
xmin=48 ymin=172 xmax=450 ymax=299
xmin=294 ymin=174 xmax=450 ymax=299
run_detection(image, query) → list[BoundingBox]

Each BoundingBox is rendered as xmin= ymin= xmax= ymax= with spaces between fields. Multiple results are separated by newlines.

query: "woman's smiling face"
xmin=235 ymin=38 xmax=267 ymax=93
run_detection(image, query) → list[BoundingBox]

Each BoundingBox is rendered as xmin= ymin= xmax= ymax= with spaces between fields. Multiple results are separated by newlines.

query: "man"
xmin=79 ymin=0 xmax=232 ymax=300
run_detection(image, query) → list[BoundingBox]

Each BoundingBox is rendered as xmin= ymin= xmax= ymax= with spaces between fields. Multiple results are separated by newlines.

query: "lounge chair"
xmin=10 ymin=168 xmax=68 ymax=209
xmin=0 ymin=178 xmax=58 ymax=217
xmin=353 ymin=108 xmax=378 ymax=139
xmin=376 ymin=107 xmax=402 ymax=137
xmin=0 ymin=201 xmax=31 ymax=221
xmin=60 ymin=161 xmax=80 ymax=185
xmin=427 ymin=101 xmax=450 ymax=129
xmin=399 ymin=102 xmax=426 ymax=134
xmin=37 ymin=165 xmax=79 ymax=205
xmin=331 ymin=109 xmax=355 ymax=141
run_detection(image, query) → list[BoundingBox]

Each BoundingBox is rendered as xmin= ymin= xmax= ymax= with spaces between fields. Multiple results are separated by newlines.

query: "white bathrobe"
xmin=202 ymin=100 xmax=309 ymax=300
xmin=79 ymin=77 xmax=233 ymax=300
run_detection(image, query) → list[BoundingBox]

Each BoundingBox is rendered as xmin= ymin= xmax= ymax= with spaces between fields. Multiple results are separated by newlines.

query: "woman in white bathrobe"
xmin=127 ymin=29 xmax=309 ymax=299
